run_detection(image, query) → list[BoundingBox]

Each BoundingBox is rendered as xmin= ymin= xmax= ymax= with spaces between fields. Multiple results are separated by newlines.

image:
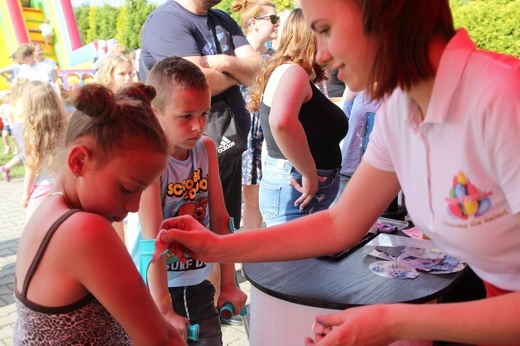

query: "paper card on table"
xmin=401 ymin=226 xmax=425 ymax=239
xmin=364 ymin=234 xmax=438 ymax=259
xmin=369 ymin=261 xmax=419 ymax=279
xmin=364 ymin=234 xmax=466 ymax=274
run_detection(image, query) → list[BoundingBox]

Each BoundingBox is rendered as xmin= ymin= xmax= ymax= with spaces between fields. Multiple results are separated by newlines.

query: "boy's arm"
xmin=138 ymin=181 xmax=189 ymax=335
xmin=202 ymin=136 xmax=247 ymax=311
xmin=201 ymin=135 xmax=233 ymax=235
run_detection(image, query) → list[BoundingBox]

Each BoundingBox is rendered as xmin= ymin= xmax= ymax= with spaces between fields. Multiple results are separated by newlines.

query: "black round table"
xmin=243 ymin=235 xmax=466 ymax=345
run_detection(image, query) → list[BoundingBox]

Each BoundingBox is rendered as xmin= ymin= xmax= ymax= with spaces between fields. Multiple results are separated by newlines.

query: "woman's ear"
xmin=67 ymin=145 xmax=90 ymax=177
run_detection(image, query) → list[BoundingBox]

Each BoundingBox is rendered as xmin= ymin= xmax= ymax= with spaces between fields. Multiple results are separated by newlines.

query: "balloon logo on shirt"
xmin=446 ymin=171 xmax=492 ymax=220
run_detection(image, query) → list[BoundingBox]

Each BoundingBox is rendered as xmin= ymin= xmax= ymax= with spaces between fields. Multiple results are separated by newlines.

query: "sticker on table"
xmin=398 ymin=255 xmax=444 ymax=271
xmin=369 ymin=261 xmax=419 ymax=279
xmin=401 ymin=226 xmax=425 ymax=239
xmin=404 ymin=246 xmax=445 ymax=260
xmin=429 ymin=258 xmax=466 ymax=274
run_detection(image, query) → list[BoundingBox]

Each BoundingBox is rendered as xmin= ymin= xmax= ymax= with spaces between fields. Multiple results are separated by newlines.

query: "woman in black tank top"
xmin=247 ymin=9 xmax=347 ymax=226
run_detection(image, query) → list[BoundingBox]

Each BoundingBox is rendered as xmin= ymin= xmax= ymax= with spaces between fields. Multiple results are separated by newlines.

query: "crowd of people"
xmin=0 ymin=0 xmax=519 ymax=345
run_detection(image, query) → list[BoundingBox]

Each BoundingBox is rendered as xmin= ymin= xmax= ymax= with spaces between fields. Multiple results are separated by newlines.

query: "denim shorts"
xmin=331 ymin=174 xmax=352 ymax=206
xmin=259 ymin=156 xmax=340 ymax=226
xmin=170 ymin=280 xmax=222 ymax=345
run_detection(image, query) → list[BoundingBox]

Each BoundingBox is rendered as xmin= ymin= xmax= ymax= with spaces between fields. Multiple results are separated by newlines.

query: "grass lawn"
xmin=0 ymin=135 xmax=24 ymax=179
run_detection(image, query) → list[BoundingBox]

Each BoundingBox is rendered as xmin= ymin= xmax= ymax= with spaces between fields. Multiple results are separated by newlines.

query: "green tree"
xmin=116 ymin=0 xmax=157 ymax=49
xmin=450 ymin=0 xmax=520 ymax=57
xmin=74 ymin=4 xmax=90 ymax=44
xmin=85 ymin=4 xmax=118 ymax=43
xmin=85 ymin=6 xmax=100 ymax=43
xmin=97 ymin=5 xmax=118 ymax=40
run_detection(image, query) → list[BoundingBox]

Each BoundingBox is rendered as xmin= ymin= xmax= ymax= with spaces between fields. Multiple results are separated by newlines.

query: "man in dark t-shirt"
xmin=140 ymin=0 xmax=262 ymax=231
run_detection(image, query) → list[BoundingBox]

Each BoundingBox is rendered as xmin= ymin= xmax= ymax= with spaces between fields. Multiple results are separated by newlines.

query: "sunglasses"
xmin=254 ymin=14 xmax=280 ymax=25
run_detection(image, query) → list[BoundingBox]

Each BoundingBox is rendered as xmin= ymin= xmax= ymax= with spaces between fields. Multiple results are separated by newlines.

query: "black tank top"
xmin=261 ymin=82 xmax=348 ymax=169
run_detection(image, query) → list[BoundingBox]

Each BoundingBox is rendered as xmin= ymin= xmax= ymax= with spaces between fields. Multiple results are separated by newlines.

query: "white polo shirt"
xmin=364 ymin=29 xmax=520 ymax=290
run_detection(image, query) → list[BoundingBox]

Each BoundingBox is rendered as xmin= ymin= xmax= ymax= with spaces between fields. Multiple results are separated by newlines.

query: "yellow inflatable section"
xmin=0 ymin=0 xmax=95 ymax=90
xmin=0 ymin=1 xmax=21 ymax=90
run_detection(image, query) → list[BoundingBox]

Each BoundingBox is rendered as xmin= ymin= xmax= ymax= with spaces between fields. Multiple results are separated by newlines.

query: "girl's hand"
xmin=21 ymin=192 xmax=30 ymax=208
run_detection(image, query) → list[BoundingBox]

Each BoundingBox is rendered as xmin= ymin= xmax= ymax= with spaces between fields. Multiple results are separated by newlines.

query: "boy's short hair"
xmin=15 ymin=43 xmax=35 ymax=60
xmin=146 ymin=56 xmax=208 ymax=112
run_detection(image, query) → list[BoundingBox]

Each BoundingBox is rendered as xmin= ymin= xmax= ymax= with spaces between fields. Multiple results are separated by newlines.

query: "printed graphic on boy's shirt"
xmin=163 ymin=168 xmax=209 ymax=222
xmin=164 ymin=168 xmax=209 ymax=272
xmin=445 ymin=171 xmax=492 ymax=220
xmin=177 ymin=198 xmax=208 ymax=224
xmin=166 ymin=168 xmax=208 ymax=200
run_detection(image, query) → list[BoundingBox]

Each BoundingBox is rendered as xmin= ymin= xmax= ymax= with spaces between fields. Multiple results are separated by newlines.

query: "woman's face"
xmin=111 ymin=61 xmax=134 ymax=91
xmin=301 ymin=0 xmax=376 ymax=92
xmin=250 ymin=6 xmax=279 ymax=44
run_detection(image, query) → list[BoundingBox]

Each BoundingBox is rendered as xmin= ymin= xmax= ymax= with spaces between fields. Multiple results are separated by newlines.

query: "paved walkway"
xmin=0 ymin=178 xmax=250 ymax=345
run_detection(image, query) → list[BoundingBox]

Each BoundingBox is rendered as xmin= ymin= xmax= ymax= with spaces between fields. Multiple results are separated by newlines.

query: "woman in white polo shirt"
xmin=154 ymin=1 xmax=520 ymax=345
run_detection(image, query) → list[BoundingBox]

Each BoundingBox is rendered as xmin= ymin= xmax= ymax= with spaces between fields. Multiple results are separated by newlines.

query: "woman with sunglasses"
xmin=232 ymin=0 xmax=279 ymax=230
xmin=152 ymin=0 xmax=520 ymax=345
xmin=254 ymin=13 xmax=280 ymax=25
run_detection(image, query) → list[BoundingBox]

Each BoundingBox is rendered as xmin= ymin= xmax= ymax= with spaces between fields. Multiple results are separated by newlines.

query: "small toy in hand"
xmin=220 ymin=302 xmax=247 ymax=322
xmin=152 ymin=230 xmax=172 ymax=263
xmin=186 ymin=324 xmax=199 ymax=341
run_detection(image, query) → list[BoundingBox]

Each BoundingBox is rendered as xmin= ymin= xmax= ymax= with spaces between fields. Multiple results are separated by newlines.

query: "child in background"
xmin=94 ymin=54 xmax=134 ymax=92
xmin=33 ymin=42 xmax=58 ymax=83
xmin=0 ymin=54 xmax=21 ymax=86
xmin=0 ymin=90 xmax=20 ymax=155
xmin=15 ymin=44 xmax=54 ymax=83
xmin=14 ymin=83 xmax=184 ymax=345
xmin=38 ymin=19 xmax=53 ymax=46
xmin=0 ymin=78 xmax=29 ymax=182
xmin=21 ymin=81 xmax=67 ymax=218
xmin=134 ymin=56 xmax=247 ymax=343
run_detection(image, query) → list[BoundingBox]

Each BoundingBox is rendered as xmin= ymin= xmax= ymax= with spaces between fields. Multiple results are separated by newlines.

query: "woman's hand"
xmin=289 ymin=174 xmax=326 ymax=210
xmin=152 ymin=215 xmax=219 ymax=264
xmin=304 ymin=305 xmax=396 ymax=346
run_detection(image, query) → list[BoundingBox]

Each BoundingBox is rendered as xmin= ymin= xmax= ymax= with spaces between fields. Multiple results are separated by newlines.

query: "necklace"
xmin=48 ymin=191 xmax=73 ymax=209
